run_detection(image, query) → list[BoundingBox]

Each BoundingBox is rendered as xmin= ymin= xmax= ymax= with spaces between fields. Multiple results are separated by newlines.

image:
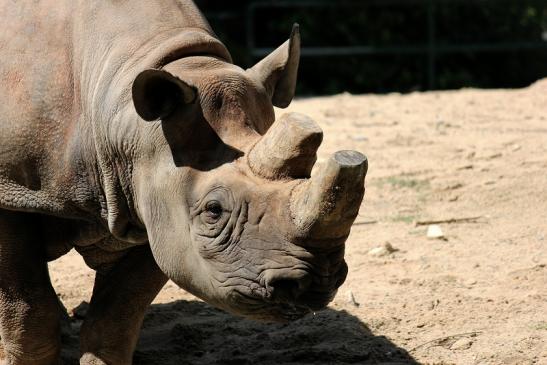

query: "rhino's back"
xmin=0 ymin=0 xmax=74 ymax=145
xmin=0 ymin=0 xmax=221 ymax=215
xmin=0 ymin=1 xmax=76 ymax=211
xmin=0 ymin=0 xmax=213 ymax=166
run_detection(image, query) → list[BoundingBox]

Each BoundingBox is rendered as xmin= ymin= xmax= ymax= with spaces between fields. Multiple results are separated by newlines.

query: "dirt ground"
xmin=6 ymin=81 xmax=547 ymax=364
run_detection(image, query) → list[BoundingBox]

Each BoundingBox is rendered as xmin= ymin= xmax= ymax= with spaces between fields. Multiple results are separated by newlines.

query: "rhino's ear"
xmin=249 ymin=24 xmax=301 ymax=109
xmin=132 ymin=69 xmax=197 ymax=121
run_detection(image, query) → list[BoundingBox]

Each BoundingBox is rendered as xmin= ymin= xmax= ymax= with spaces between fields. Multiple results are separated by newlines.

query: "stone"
xmin=451 ymin=338 xmax=474 ymax=350
xmin=427 ymin=225 xmax=444 ymax=239
xmin=369 ymin=242 xmax=398 ymax=257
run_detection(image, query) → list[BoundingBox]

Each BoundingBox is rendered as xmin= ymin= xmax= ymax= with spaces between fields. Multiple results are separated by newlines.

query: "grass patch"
xmin=390 ymin=215 xmax=416 ymax=224
xmin=532 ymin=322 xmax=547 ymax=331
xmin=376 ymin=176 xmax=430 ymax=191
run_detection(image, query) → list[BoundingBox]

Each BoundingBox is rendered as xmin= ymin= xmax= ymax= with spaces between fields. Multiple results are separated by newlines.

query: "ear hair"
xmin=132 ymin=69 xmax=196 ymax=121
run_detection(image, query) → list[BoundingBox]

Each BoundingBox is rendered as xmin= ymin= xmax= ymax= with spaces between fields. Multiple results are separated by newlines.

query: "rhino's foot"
xmin=79 ymin=246 xmax=167 ymax=365
xmin=0 ymin=348 xmax=61 ymax=365
xmin=0 ymin=210 xmax=62 ymax=365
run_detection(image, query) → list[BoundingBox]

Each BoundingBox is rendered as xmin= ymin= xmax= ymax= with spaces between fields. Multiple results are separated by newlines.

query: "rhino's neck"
xmin=72 ymin=1 xmax=232 ymax=244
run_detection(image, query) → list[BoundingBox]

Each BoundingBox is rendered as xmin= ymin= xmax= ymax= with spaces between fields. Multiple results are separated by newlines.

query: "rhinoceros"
xmin=0 ymin=1 xmax=367 ymax=364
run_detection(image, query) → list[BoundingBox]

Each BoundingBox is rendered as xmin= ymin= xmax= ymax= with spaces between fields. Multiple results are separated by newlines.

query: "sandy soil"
xmin=5 ymin=82 xmax=547 ymax=364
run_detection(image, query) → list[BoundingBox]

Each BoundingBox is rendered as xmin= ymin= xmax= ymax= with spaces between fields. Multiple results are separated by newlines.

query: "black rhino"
xmin=0 ymin=1 xmax=367 ymax=364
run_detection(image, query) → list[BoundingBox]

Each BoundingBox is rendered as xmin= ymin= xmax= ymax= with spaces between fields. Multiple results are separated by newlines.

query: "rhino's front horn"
xmin=290 ymin=150 xmax=367 ymax=242
xmin=248 ymin=113 xmax=323 ymax=179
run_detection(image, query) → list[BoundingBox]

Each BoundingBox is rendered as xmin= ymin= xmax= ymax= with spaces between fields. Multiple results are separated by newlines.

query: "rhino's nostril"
xmin=334 ymin=261 xmax=349 ymax=288
xmin=267 ymin=272 xmax=312 ymax=301
xmin=271 ymin=279 xmax=299 ymax=297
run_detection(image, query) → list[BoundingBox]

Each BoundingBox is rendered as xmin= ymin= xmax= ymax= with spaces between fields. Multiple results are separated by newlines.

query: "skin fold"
xmin=0 ymin=1 xmax=366 ymax=364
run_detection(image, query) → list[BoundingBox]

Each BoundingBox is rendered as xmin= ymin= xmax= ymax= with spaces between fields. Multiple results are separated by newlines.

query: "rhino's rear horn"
xmin=248 ymin=113 xmax=323 ymax=179
xmin=290 ymin=151 xmax=368 ymax=241
xmin=132 ymin=69 xmax=196 ymax=121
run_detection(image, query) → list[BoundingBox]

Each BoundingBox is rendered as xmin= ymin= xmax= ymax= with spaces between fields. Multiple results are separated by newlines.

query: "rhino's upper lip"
xmin=233 ymin=281 xmax=336 ymax=315
xmin=234 ymin=289 xmax=312 ymax=321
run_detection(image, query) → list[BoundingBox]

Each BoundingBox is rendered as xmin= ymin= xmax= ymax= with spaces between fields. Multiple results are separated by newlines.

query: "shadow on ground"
xmin=133 ymin=300 xmax=418 ymax=365
xmin=0 ymin=299 xmax=418 ymax=364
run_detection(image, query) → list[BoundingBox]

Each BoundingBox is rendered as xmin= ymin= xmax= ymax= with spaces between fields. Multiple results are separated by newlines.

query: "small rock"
xmin=450 ymin=338 xmax=474 ymax=350
xmin=427 ymin=225 xmax=444 ymax=239
xmin=368 ymin=246 xmax=386 ymax=256
xmin=465 ymin=279 xmax=477 ymax=286
xmin=429 ymin=299 xmax=440 ymax=310
xmin=351 ymin=135 xmax=368 ymax=142
xmin=347 ymin=291 xmax=360 ymax=307
xmin=442 ymin=182 xmax=463 ymax=191
xmin=511 ymin=144 xmax=521 ymax=152
xmin=457 ymin=164 xmax=474 ymax=170
xmin=368 ymin=242 xmax=398 ymax=257
xmin=487 ymin=152 xmax=503 ymax=160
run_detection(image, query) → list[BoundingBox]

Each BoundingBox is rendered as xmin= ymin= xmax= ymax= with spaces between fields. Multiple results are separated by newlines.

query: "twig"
xmin=414 ymin=216 xmax=484 ymax=226
xmin=409 ymin=331 xmax=483 ymax=353
xmin=509 ymin=263 xmax=546 ymax=276
xmin=353 ymin=220 xmax=378 ymax=226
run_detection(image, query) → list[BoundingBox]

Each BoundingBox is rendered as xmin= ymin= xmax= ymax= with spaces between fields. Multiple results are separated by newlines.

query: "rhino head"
xmin=130 ymin=26 xmax=367 ymax=322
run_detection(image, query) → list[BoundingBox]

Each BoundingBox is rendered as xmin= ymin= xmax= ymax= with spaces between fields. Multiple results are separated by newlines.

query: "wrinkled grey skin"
xmin=0 ymin=1 xmax=366 ymax=364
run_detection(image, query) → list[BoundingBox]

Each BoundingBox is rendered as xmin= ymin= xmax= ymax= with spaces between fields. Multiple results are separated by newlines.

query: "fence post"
xmin=245 ymin=3 xmax=256 ymax=67
xmin=427 ymin=0 xmax=437 ymax=89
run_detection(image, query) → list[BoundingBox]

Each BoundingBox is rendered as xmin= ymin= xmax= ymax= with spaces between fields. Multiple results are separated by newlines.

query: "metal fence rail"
xmin=243 ymin=0 xmax=547 ymax=89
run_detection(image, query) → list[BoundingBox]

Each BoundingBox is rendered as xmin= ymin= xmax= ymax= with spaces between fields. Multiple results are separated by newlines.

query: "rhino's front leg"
xmin=79 ymin=245 xmax=168 ymax=365
xmin=0 ymin=210 xmax=62 ymax=365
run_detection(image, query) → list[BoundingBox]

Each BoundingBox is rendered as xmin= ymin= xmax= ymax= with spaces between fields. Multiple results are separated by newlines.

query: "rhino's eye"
xmin=204 ymin=200 xmax=223 ymax=223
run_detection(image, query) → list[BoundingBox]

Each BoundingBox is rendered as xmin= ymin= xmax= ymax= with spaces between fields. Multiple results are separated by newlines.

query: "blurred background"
xmin=195 ymin=0 xmax=547 ymax=95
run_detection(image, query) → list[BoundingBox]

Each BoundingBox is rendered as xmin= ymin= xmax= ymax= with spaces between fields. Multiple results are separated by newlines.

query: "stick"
xmin=414 ymin=216 xmax=484 ymax=226
xmin=353 ymin=220 xmax=378 ymax=226
xmin=409 ymin=331 xmax=482 ymax=353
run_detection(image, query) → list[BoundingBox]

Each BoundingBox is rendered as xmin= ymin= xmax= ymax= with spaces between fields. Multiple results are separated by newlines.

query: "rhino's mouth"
xmin=233 ymin=290 xmax=313 ymax=322
xmin=227 ymin=278 xmax=341 ymax=322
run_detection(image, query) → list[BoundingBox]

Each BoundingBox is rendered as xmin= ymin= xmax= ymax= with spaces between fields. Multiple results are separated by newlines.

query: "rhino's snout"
xmin=260 ymin=257 xmax=348 ymax=312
